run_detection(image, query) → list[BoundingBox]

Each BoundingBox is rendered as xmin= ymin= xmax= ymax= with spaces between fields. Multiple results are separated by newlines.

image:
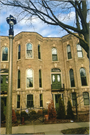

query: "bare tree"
xmin=0 ymin=0 xmax=89 ymax=58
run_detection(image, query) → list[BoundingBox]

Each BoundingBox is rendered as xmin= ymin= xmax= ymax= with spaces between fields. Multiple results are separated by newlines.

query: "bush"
xmin=1 ymin=100 xmax=5 ymax=122
xmin=67 ymin=100 xmax=74 ymax=119
xmin=29 ymin=110 xmax=37 ymax=120
xmin=56 ymin=96 xmax=65 ymax=119
xmin=43 ymin=109 xmax=48 ymax=115
xmin=21 ymin=111 xmax=28 ymax=120
xmin=16 ymin=111 xmax=20 ymax=120
xmin=12 ymin=109 xmax=17 ymax=123
xmin=48 ymin=100 xmax=56 ymax=120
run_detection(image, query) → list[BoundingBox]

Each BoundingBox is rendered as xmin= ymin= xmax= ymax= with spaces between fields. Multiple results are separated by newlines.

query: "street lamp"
xmin=6 ymin=15 xmax=17 ymax=134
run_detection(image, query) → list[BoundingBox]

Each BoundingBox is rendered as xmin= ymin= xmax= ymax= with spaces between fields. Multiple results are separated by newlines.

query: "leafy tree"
xmin=67 ymin=99 xmax=74 ymax=119
xmin=1 ymin=100 xmax=5 ymax=122
xmin=56 ymin=96 xmax=65 ymax=119
xmin=0 ymin=0 xmax=89 ymax=58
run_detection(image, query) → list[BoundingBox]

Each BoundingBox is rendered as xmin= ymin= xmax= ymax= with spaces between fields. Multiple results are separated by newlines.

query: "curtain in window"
xmin=26 ymin=69 xmax=33 ymax=88
xmin=52 ymin=48 xmax=58 ymax=61
xmin=2 ymin=47 xmax=8 ymax=61
xmin=80 ymin=68 xmax=87 ymax=86
xmin=67 ymin=45 xmax=72 ymax=59
xmin=26 ymin=43 xmax=32 ymax=58
xmin=77 ymin=44 xmax=83 ymax=57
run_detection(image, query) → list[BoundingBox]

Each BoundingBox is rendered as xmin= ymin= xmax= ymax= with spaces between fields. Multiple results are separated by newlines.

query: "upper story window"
xmin=26 ymin=69 xmax=33 ymax=88
xmin=69 ymin=69 xmax=75 ymax=87
xmin=38 ymin=45 xmax=41 ymax=59
xmin=17 ymin=70 xmax=20 ymax=89
xmin=18 ymin=45 xmax=21 ymax=59
xmin=80 ymin=68 xmax=87 ymax=86
xmin=67 ymin=45 xmax=72 ymax=59
xmin=40 ymin=94 xmax=43 ymax=107
xmin=17 ymin=95 xmax=20 ymax=108
xmin=2 ymin=47 xmax=8 ymax=61
xmin=52 ymin=48 xmax=58 ymax=61
xmin=39 ymin=69 xmax=42 ymax=87
xmin=26 ymin=43 xmax=32 ymax=58
xmin=77 ymin=44 xmax=83 ymax=58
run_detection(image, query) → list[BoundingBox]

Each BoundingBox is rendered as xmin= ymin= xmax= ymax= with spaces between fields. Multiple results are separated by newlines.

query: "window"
xmin=80 ymin=68 xmax=87 ymax=86
xmin=17 ymin=95 xmax=20 ymax=108
xmin=26 ymin=69 xmax=33 ymax=88
xmin=26 ymin=43 xmax=32 ymax=58
xmin=72 ymin=92 xmax=77 ymax=106
xmin=83 ymin=92 xmax=89 ymax=105
xmin=38 ymin=45 xmax=41 ymax=59
xmin=39 ymin=69 xmax=42 ymax=87
xmin=2 ymin=47 xmax=8 ymax=61
xmin=77 ymin=44 xmax=83 ymax=57
xmin=1 ymin=76 xmax=3 ymax=84
xmin=40 ymin=94 xmax=43 ymax=107
xmin=52 ymin=48 xmax=58 ymax=61
xmin=18 ymin=45 xmax=21 ymax=59
xmin=18 ymin=70 xmax=20 ymax=88
xmin=27 ymin=94 xmax=33 ymax=108
xmin=67 ymin=45 xmax=72 ymax=59
xmin=69 ymin=69 xmax=75 ymax=87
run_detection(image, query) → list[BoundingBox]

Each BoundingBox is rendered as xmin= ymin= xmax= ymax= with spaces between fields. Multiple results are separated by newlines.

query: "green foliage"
xmin=56 ymin=96 xmax=65 ymax=119
xmin=48 ymin=100 xmax=56 ymax=120
xmin=29 ymin=110 xmax=38 ymax=120
xmin=21 ymin=111 xmax=28 ymax=120
xmin=67 ymin=100 xmax=74 ymax=119
xmin=16 ymin=111 xmax=20 ymax=119
xmin=1 ymin=100 xmax=5 ymax=122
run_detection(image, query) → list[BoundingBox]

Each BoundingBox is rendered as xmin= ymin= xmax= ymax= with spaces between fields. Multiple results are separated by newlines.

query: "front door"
xmin=1 ymin=75 xmax=8 ymax=92
xmin=51 ymin=74 xmax=61 ymax=89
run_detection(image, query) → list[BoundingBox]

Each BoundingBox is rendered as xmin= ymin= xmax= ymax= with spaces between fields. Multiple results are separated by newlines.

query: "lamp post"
xmin=6 ymin=15 xmax=16 ymax=134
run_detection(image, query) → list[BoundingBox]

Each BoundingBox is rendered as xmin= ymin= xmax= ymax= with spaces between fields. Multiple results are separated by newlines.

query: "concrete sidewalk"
xmin=0 ymin=122 xmax=89 ymax=135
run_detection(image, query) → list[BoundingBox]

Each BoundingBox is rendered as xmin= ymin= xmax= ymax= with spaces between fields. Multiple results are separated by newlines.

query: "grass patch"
xmin=61 ymin=127 xmax=89 ymax=134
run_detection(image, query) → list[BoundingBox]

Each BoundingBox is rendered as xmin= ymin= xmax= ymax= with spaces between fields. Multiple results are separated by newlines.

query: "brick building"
xmin=0 ymin=32 xmax=89 ymax=113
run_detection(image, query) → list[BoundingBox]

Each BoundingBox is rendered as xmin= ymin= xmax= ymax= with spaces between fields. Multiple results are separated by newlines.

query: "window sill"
xmin=1 ymin=61 xmax=9 ymax=62
xmin=52 ymin=61 xmax=59 ymax=62
xmin=66 ymin=58 xmax=72 ymax=61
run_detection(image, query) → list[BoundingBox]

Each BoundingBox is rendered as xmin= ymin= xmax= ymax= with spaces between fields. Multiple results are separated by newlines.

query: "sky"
xmin=0 ymin=1 xmax=89 ymax=38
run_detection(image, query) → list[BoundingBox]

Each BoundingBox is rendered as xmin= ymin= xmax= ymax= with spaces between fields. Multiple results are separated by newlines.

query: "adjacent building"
xmin=0 ymin=32 xmax=89 ymax=113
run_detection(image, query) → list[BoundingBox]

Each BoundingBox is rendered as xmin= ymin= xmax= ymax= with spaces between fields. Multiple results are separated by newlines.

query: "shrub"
xmin=12 ymin=109 xmax=17 ymax=123
xmin=16 ymin=111 xmax=20 ymax=120
xmin=29 ymin=110 xmax=37 ymax=120
xmin=67 ymin=100 xmax=74 ymax=119
xmin=1 ymin=100 xmax=5 ymax=122
xmin=56 ymin=96 xmax=65 ymax=119
xmin=48 ymin=100 xmax=56 ymax=120
xmin=43 ymin=109 xmax=48 ymax=115
xmin=21 ymin=111 xmax=28 ymax=120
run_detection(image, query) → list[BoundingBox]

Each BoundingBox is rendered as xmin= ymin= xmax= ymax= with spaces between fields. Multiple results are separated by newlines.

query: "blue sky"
xmin=0 ymin=2 xmax=89 ymax=38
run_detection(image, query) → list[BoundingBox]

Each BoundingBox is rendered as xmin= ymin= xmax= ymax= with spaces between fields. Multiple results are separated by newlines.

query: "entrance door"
xmin=1 ymin=75 xmax=8 ymax=92
xmin=51 ymin=74 xmax=61 ymax=89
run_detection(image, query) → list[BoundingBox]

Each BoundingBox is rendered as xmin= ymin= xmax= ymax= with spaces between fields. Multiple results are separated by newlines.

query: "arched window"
xmin=26 ymin=69 xmax=33 ymax=88
xmin=2 ymin=47 xmax=8 ymax=61
xmin=80 ymin=68 xmax=87 ymax=86
xmin=27 ymin=94 xmax=34 ymax=108
xmin=26 ymin=43 xmax=32 ymax=58
xmin=77 ymin=44 xmax=83 ymax=57
xmin=69 ymin=69 xmax=75 ymax=87
xmin=39 ymin=69 xmax=42 ymax=87
xmin=38 ymin=45 xmax=41 ymax=59
xmin=18 ymin=45 xmax=21 ymax=59
xmin=52 ymin=48 xmax=58 ymax=61
xmin=83 ymin=92 xmax=89 ymax=105
xmin=67 ymin=45 xmax=72 ymax=59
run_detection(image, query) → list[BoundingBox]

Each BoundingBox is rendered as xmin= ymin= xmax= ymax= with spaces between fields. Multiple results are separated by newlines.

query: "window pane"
xmin=38 ymin=45 xmax=41 ymax=59
xmin=57 ymin=75 xmax=60 ymax=82
xmin=52 ymin=75 xmax=55 ymax=82
xmin=27 ymin=94 xmax=33 ymax=108
xmin=40 ymin=94 xmax=43 ymax=107
xmin=2 ymin=47 xmax=8 ymax=61
xmin=18 ymin=45 xmax=21 ymax=59
xmin=70 ymin=69 xmax=75 ymax=87
xmin=27 ymin=69 xmax=33 ymax=88
xmin=17 ymin=95 xmax=20 ymax=108
xmin=80 ymin=68 xmax=87 ymax=86
xmin=26 ymin=43 xmax=32 ymax=58
xmin=52 ymin=55 xmax=57 ymax=61
xmin=83 ymin=92 xmax=89 ymax=105
xmin=77 ymin=44 xmax=82 ymax=50
xmin=67 ymin=45 xmax=71 ymax=52
xmin=52 ymin=48 xmax=57 ymax=54
xmin=78 ymin=52 xmax=83 ymax=57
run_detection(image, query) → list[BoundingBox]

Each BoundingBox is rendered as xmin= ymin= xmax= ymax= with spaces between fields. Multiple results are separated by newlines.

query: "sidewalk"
xmin=0 ymin=122 xmax=89 ymax=135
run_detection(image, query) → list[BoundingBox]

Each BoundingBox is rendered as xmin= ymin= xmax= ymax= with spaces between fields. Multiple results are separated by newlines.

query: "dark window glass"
xmin=18 ymin=45 xmax=21 ymax=59
xmin=17 ymin=95 xmax=20 ymax=108
xmin=39 ymin=70 xmax=42 ymax=87
xmin=69 ymin=69 xmax=75 ymax=87
xmin=1 ymin=76 xmax=3 ymax=84
xmin=52 ymin=48 xmax=58 ymax=61
xmin=67 ymin=45 xmax=72 ymax=59
xmin=40 ymin=94 xmax=43 ymax=107
xmin=18 ymin=70 xmax=20 ymax=88
xmin=77 ymin=44 xmax=83 ymax=57
xmin=2 ymin=47 xmax=8 ymax=61
xmin=80 ymin=68 xmax=87 ymax=86
xmin=27 ymin=94 xmax=33 ymax=108
xmin=38 ymin=45 xmax=41 ymax=59
xmin=83 ymin=92 xmax=89 ymax=105
xmin=72 ymin=93 xmax=77 ymax=106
